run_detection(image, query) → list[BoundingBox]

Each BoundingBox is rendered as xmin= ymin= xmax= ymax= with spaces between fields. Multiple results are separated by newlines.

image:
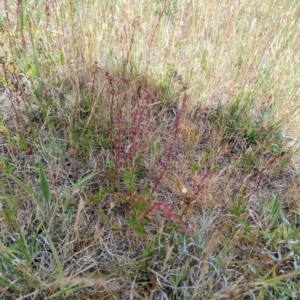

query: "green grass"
xmin=1 ymin=0 xmax=300 ymax=299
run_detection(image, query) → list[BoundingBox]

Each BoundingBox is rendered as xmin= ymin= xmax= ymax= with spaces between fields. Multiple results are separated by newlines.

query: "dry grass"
xmin=1 ymin=0 xmax=300 ymax=299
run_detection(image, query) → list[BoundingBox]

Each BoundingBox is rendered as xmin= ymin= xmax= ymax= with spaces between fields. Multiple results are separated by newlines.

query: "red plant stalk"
xmin=151 ymin=100 xmax=186 ymax=195
xmin=91 ymin=61 xmax=100 ymax=107
xmin=114 ymin=113 xmax=125 ymax=181
xmin=0 ymin=58 xmax=21 ymax=121
xmin=105 ymin=71 xmax=116 ymax=147
xmin=142 ymin=200 xmax=193 ymax=234
xmin=105 ymin=71 xmax=122 ymax=181
xmin=91 ymin=61 xmax=100 ymax=128
xmin=16 ymin=0 xmax=27 ymax=49
xmin=140 ymin=97 xmax=195 ymax=234
xmin=128 ymin=92 xmax=152 ymax=169
xmin=44 ymin=0 xmax=51 ymax=31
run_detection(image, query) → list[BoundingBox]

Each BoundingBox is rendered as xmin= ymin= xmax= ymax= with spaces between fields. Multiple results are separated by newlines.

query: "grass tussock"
xmin=1 ymin=0 xmax=300 ymax=299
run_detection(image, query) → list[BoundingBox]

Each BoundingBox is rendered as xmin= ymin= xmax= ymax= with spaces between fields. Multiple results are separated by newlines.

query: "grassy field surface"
xmin=1 ymin=1 xmax=300 ymax=299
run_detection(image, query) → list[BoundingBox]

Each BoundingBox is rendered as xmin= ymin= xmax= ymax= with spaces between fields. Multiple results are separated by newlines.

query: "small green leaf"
xmin=42 ymin=226 xmax=64 ymax=279
xmin=191 ymin=162 xmax=202 ymax=172
xmin=71 ymin=172 xmax=100 ymax=190
xmin=59 ymin=52 xmax=65 ymax=66
xmin=9 ymin=174 xmax=37 ymax=199
xmin=0 ymin=125 xmax=10 ymax=136
xmin=239 ymin=219 xmax=250 ymax=230
xmin=151 ymin=140 xmax=157 ymax=165
xmin=17 ymin=132 xmax=29 ymax=151
xmin=9 ymin=174 xmax=43 ymax=215
xmin=39 ymin=161 xmax=50 ymax=203
xmin=1 ymin=157 xmax=16 ymax=174
xmin=29 ymin=63 xmax=38 ymax=78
